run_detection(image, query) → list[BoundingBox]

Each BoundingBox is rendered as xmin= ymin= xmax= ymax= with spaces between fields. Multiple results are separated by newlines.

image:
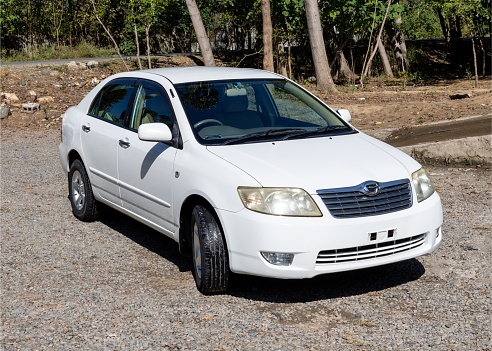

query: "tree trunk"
xmin=326 ymin=29 xmax=354 ymax=82
xmin=437 ymin=11 xmax=451 ymax=45
xmin=437 ymin=10 xmax=462 ymax=62
xmin=330 ymin=50 xmax=354 ymax=82
xmin=261 ymin=0 xmax=274 ymax=71
xmin=278 ymin=42 xmax=287 ymax=76
xmin=467 ymin=26 xmax=479 ymax=88
xmin=377 ymin=38 xmax=394 ymax=78
xmin=361 ymin=0 xmax=392 ymax=83
xmin=132 ymin=6 xmax=142 ymax=70
xmin=186 ymin=0 xmax=215 ymax=66
xmin=287 ymin=30 xmax=293 ymax=79
xmin=304 ymin=0 xmax=337 ymax=91
xmin=478 ymin=37 xmax=485 ymax=76
xmin=387 ymin=16 xmax=409 ymax=72
xmin=145 ymin=25 xmax=152 ymax=69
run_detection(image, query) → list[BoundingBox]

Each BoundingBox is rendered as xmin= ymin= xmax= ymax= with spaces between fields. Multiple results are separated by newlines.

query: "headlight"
xmin=237 ymin=187 xmax=322 ymax=217
xmin=412 ymin=168 xmax=435 ymax=202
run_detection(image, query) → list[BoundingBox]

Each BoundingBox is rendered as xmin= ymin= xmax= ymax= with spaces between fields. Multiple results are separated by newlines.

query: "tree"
xmin=130 ymin=0 xmax=143 ymax=70
xmin=434 ymin=0 xmax=491 ymax=85
xmin=360 ymin=0 xmax=392 ymax=85
xmin=377 ymin=38 xmax=394 ymax=78
xmin=49 ymin=0 xmax=65 ymax=47
xmin=386 ymin=1 xmax=409 ymax=73
xmin=261 ymin=0 xmax=274 ymax=71
xmin=90 ymin=0 xmax=129 ymax=70
xmin=304 ymin=0 xmax=337 ymax=91
xmin=186 ymin=0 xmax=215 ymax=66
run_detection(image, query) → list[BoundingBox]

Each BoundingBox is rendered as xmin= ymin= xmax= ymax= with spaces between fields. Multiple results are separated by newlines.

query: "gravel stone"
xmin=1 ymin=129 xmax=491 ymax=350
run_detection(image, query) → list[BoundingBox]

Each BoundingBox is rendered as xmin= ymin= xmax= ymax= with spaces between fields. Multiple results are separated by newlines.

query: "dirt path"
xmin=385 ymin=114 xmax=492 ymax=147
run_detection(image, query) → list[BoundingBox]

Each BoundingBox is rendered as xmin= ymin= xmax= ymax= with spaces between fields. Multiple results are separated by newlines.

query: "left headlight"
xmin=237 ymin=187 xmax=322 ymax=217
xmin=412 ymin=168 xmax=435 ymax=202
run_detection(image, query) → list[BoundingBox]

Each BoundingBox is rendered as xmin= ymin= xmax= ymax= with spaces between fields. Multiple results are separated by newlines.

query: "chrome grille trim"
xmin=316 ymin=233 xmax=426 ymax=264
xmin=317 ymin=179 xmax=412 ymax=218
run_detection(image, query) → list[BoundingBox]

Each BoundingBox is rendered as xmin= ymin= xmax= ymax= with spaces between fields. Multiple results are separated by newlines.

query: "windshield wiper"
xmin=281 ymin=125 xmax=352 ymax=140
xmin=222 ymin=128 xmax=307 ymax=145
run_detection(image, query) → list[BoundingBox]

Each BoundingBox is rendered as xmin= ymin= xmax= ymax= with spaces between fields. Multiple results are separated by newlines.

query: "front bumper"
xmin=218 ymin=192 xmax=442 ymax=279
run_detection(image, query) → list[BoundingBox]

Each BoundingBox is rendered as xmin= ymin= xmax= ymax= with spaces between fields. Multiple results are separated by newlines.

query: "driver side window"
xmin=130 ymin=82 xmax=174 ymax=131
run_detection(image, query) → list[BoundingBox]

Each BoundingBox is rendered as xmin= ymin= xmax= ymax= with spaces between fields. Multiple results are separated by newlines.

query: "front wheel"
xmin=68 ymin=159 xmax=99 ymax=221
xmin=191 ymin=205 xmax=229 ymax=294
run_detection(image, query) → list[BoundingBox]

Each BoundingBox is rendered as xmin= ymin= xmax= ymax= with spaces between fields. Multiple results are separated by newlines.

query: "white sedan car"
xmin=59 ymin=67 xmax=442 ymax=294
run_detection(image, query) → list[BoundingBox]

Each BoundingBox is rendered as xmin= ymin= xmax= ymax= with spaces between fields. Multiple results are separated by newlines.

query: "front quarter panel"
xmin=172 ymin=142 xmax=259 ymax=218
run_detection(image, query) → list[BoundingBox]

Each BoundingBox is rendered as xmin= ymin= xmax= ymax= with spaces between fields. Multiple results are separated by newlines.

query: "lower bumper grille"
xmin=316 ymin=233 xmax=426 ymax=264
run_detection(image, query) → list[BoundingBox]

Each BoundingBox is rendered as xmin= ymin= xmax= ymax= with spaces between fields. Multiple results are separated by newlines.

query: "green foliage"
xmin=1 ymin=0 xmax=489 ymax=82
xmin=118 ymin=39 xmax=136 ymax=56
xmin=400 ymin=0 xmax=442 ymax=39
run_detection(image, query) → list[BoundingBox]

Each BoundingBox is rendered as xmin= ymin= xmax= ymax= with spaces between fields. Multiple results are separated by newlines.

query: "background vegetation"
xmin=1 ymin=0 xmax=490 ymax=83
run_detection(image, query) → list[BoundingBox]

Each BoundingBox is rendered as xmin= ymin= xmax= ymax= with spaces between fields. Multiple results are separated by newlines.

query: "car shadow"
xmin=99 ymin=207 xmax=192 ymax=273
xmin=99 ymin=207 xmax=425 ymax=302
xmin=227 ymin=259 xmax=425 ymax=303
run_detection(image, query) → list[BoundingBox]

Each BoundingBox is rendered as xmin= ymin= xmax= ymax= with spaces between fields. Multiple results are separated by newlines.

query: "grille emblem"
xmin=362 ymin=181 xmax=380 ymax=196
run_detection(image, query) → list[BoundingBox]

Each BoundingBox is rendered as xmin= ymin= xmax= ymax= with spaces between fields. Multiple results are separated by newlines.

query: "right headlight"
xmin=412 ymin=168 xmax=435 ymax=202
xmin=237 ymin=187 xmax=322 ymax=217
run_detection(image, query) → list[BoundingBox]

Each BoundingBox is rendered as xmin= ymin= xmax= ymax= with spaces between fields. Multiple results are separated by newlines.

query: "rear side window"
xmin=89 ymin=79 xmax=136 ymax=126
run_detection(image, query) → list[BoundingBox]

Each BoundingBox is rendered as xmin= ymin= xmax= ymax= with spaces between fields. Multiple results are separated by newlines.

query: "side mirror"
xmin=138 ymin=123 xmax=172 ymax=142
xmin=336 ymin=109 xmax=352 ymax=123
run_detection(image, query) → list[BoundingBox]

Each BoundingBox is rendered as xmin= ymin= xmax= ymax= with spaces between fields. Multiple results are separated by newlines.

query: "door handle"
xmin=82 ymin=124 xmax=91 ymax=132
xmin=119 ymin=139 xmax=131 ymax=148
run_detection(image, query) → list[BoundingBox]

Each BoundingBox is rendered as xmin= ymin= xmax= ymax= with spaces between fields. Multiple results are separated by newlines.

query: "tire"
xmin=191 ymin=205 xmax=229 ymax=294
xmin=68 ymin=159 xmax=99 ymax=222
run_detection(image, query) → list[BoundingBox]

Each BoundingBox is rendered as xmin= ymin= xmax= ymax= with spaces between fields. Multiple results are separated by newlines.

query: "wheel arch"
xmin=68 ymin=149 xmax=83 ymax=170
xmin=178 ymin=194 xmax=228 ymax=256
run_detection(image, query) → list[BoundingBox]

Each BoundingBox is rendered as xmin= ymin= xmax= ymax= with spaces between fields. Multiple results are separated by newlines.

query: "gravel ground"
xmin=1 ymin=128 xmax=491 ymax=350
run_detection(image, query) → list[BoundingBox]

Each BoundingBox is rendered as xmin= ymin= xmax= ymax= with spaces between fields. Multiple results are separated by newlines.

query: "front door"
xmin=117 ymin=79 xmax=177 ymax=236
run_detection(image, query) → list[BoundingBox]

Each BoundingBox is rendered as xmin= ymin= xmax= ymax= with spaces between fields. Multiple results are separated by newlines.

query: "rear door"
xmin=117 ymin=79 xmax=178 ymax=236
xmin=81 ymin=78 xmax=137 ymax=205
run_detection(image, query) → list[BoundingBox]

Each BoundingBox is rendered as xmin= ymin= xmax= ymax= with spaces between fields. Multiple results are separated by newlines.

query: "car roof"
xmin=136 ymin=66 xmax=283 ymax=84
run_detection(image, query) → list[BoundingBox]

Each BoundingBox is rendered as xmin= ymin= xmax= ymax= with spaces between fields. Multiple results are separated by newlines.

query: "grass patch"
xmin=1 ymin=41 xmax=115 ymax=62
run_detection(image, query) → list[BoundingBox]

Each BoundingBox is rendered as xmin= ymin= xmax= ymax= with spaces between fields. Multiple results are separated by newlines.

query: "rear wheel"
xmin=68 ymin=159 xmax=99 ymax=221
xmin=191 ymin=205 xmax=229 ymax=294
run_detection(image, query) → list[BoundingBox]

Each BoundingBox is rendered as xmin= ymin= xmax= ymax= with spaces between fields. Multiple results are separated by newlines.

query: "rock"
xmin=50 ymin=70 xmax=61 ymax=77
xmin=0 ymin=107 xmax=10 ymax=119
xmin=449 ymin=92 xmax=470 ymax=100
xmin=1 ymin=92 xmax=20 ymax=102
xmin=38 ymin=96 xmax=55 ymax=104
xmin=27 ymin=90 xmax=37 ymax=102
xmin=87 ymin=60 xmax=99 ymax=68
xmin=67 ymin=61 xmax=78 ymax=70
xmin=67 ymin=61 xmax=86 ymax=70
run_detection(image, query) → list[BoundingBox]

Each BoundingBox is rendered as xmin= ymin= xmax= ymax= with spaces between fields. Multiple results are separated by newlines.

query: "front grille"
xmin=317 ymin=179 xmax=412 ymax=219
xmin=316 ymin=233 xmax=426 ymax=264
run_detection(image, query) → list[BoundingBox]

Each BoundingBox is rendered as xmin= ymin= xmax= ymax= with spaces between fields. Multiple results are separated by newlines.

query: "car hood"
xmin=207 ymin=133 xmax=418 ymax=193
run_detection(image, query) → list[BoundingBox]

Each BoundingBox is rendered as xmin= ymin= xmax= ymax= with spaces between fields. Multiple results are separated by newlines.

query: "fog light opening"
xmin=261 ymin=252 xmax=294 ymax=266
xmin=436 ymin=227 xmax=441 ymax=238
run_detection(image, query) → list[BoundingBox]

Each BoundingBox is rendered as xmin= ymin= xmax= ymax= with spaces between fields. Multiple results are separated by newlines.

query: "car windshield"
xmin=174 ymin=78 xmax=356 ymax=145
